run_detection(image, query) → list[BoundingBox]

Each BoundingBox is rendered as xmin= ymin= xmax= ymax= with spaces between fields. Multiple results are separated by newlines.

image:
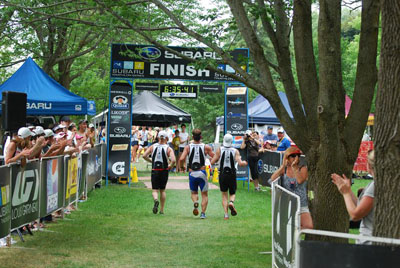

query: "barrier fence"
xmin=0 ymin=143 xmax=105 ymax=241
xmin=271 ymin=177 xmax=400 ymax=268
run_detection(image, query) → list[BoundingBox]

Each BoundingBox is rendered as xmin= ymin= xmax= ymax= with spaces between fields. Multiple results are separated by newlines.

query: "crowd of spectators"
xmin=131 ymin=124 xmax=189 ymax=172
xmin=3 ymin=116 xmax=96 ymax=166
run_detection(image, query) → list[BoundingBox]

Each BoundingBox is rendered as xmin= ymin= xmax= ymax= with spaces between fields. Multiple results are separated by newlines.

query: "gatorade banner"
xmin=111 ymin=44 xmax=248 ymax=82
xmin=273 ymin=185 xmax=300 ymax=268
xmin=0 ymin=166 xmax=11 ymax=239
xmin=87 ymin=144 xmax=102 ymax=191
xmin=11 ymin=161 xmax=40 ymax=230
xmin=107 ymin=82 xmax=133 ymax=177
xmin=257 ymin=151 xmax=282 ymax=186
xmin=66 ymin=157 xmax=78 ymax=204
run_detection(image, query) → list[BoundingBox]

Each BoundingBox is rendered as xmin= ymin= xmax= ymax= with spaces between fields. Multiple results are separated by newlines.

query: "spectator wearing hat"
xmin=211 ymin=134 xmax=248 ymax=219
xmin=5 ymin=127 xmax=33 ymax=165
xmin=60 ymin=116 xmax=71 ymax=128
xmin=241 ymin=129 xmax=262 ymax=191
xmin=142 ymin=130 xmax=176 ymax=214
xmin=276 ymin=128 xmax=291 ymax=152
xmin=87 ymin=123 xmax=96 ymax=146
xmin=5 ymin=127 xmax=44 ymax=165
xmin=271 ymin=146 xmax=313 ymax=229
xmin=263 ymin=126 xmax=278 ymax=144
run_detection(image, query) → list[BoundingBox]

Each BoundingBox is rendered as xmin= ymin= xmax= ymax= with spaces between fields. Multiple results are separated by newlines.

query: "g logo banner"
xmin=112 ymin=162 xmax=125 ymax=175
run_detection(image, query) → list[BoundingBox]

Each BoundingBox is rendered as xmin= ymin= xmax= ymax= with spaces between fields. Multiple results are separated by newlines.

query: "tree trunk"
xmin=307 ymin=143 xmax=351 ymax=240
xmin=373 ymin=0 xmax=400 ymax=239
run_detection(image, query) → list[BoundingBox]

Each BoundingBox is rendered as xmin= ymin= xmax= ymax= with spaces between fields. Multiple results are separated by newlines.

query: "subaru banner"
xmin=258 ymin=151 xmax=282 ymax=186
xmin=11 ymin=161 xmax=40 ymax=229
xmin=225 ymin=86 xmax=248 ymax=178
xmin=0 ymin=166 xmax=11 ymax=239
xmin=225 ymin=86 xmax=247 ymax=136
xmin=107 ymin=82 xmax=133 ymax=177
xmin=110 ymin=44 xmax=248 ymax=81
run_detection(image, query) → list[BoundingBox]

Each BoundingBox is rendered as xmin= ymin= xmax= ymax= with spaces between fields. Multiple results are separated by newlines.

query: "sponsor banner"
xmin=226 ymin=87 xmax=247 ymax=136
xmin=135 ymin=82 xmax=159 ymax=91
xmin=40 ymin=158 xmax=60 ymax=217
xmin=87 ymin=144 xmax=102 ymax=191
xmin=226 ymin=86 xmax=248 ymax=178
xmin=199 ymin=84 xmax=223 ymax=93
xmin=257 ymin=151 xmax=282 ymax=186
xmin=108 ymin=82 xmax=132 ymax=177
xmin=236 ymin=149 xmax=248 ymax=177
xmin=78 ymin=153 xmax=86 ymax=198
xmin=160 ymin=84 xmax=197 ymax=99
xmin=273 ymin=185 xmax=299 ymax=268
xmin=66 ymin=157 xmax=78 ymax=204
xmin=0 ymin=166 xmax=11 ymax=239
xmin=11 ymin=161 xmax=40 ymax=230
xmin=111 ymin=44 xmax=248 ymax=82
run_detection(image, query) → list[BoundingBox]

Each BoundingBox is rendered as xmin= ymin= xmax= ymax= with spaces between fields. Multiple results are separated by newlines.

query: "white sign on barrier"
xmin=272 ymin=182 xmax=300 ymax=268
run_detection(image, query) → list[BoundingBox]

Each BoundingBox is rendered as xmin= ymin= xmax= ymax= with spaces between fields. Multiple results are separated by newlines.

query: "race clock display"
xmin=160 ymin=84 xmax=198 ymax=98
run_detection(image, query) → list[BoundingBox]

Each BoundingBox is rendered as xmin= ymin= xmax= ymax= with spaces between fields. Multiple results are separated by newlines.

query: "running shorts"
xmin=219 ymin=172 xmax=237 ymax=195
xmin=151 ymin=170 xmax=169 ymax=190
xmin=189 ymin=170 xmax=208 ymax=192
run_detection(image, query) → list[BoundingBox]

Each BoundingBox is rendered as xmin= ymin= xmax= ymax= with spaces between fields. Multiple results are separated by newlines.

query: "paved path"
xmin=139 ymin=176 xmax=219 ymax=190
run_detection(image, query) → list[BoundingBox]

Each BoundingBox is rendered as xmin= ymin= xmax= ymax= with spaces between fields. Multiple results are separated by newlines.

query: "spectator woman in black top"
xmin=240 ymin=130 xmax=262 ymax=191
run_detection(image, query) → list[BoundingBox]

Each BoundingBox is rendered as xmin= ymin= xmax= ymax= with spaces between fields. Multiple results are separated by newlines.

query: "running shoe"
xmin=159 ymin=211 xmax=164 ymax=215
xmin=224 ymin=213 xmax=229 ymax=220
xmin=200 ymin=212 xmax=206 ymax=219
xmin=153 ymin=200 xmax=159 ymax=214
xmin=193 ymin=202 xmax=199 ymax=216
xmin=229 ymin=202 xmax=237 ymax=216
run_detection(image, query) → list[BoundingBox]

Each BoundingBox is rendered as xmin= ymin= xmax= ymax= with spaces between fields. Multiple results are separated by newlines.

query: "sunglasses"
xmin=289 ymin=154 xmax=301 ymax=158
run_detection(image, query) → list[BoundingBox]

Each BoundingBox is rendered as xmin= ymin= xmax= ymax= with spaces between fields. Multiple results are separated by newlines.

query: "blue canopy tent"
xmin=216 ymin=91 xmax=293 ymax=126
xmin=0 ymin=57 xmax=95 ymax=115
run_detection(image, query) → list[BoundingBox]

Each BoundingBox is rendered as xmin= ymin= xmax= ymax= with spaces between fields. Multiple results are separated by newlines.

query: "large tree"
xmin=90 ymin=0 xmax=380 ymax=236
xmin=374 ymin=0 xmax=400 ymax=239
xmin=1 ymin=0 xmax=385 ymax=237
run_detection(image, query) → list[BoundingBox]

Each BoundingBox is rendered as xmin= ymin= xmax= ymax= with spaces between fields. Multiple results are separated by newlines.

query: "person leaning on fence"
xmin=271 ymin=146 xmax=313 ymax=229
xmin=143 ymin=131 xmax=176 ymax=215
xmin=240 ymin=129 xmax=262 ymax=191
xmin=211 ymin=134 xmax=248 ymax=220
xmin=331 ymin=150 xmax=375 ymax=245
xmin=5 ymin=127 xmax=44 ymax=165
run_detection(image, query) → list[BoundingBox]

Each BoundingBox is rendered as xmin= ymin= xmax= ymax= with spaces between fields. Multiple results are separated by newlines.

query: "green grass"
xmin=0 ymin=183 xmax=272 ymax=268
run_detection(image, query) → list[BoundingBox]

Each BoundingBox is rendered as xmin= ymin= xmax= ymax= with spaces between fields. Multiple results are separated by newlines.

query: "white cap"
xmin=245 ymin=130 xmax=252 ymax=135
xmin=223 ymin=133 xmax=233 ymax=147
xmin=89 ymin=123 xmax=94 ymax=128
xmin=44 ymin=129 xmax=54 ymax=138
xmin=277 ymin=127 xmax=284 ymax=133
xmin=55 ymin=132 xmax=67 ymax=139
xmin=34 ymin=127 xmax=45 ymax=136
xmin=18 ymin=127 xmax=34 ymax=139
xmin=158 ymin=130 xmax=167 ymax=138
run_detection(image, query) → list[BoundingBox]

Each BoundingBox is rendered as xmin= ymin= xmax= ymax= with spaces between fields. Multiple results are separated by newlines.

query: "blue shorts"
xmin=189 ymin=170 xmax=208 ymax=192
